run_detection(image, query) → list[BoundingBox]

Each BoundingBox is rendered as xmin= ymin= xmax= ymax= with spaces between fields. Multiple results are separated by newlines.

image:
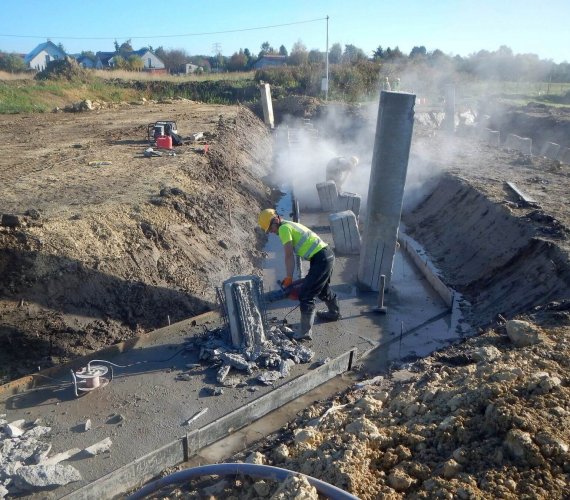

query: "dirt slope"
xmin=0 ymin=100 xmax=272 ymax=382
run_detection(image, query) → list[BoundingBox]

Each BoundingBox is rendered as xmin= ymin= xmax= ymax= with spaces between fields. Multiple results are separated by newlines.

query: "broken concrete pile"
xmin=219 ymin=312 xmax=569 ymax=499
xmin=0 ymin=417 xmax=112 ymax=497
xmin=184 ymin=323 xmax=314 ymax=391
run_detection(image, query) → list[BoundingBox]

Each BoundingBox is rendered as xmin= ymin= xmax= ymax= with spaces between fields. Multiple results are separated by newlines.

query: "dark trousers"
xmin=299 ymin=246 xmax=336 ymax=315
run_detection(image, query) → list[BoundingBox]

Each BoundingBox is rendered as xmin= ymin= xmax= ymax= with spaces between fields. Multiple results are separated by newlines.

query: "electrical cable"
xmin=0 ymin=17 xmax=327 ymax=41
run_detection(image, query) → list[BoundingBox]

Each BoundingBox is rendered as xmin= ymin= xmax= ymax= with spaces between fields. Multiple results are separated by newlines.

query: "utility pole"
xmin=325 ymin=15 xmax=329 ymax=100
xmin=212 ymin=42 xmax=222 ymax=72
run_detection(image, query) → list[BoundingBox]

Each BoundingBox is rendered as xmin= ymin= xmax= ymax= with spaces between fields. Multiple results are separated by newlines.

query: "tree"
xmin=329 ymin=43 xmax=342 ymax=64
xmin=342 ymin=44 xmax=367 ymax=64
xmin=409 ymin=46 xmax=427 ymax=58
xmin=57 ymin=42 xmax=66 ymax=54
xmin=0 ymin=52 xmax=27 ymax=72
xmin=259 ymin=41 xmax=274 ymax=58
xmin=384 ymin=46 xmax=404 ymax=60
xmin=227 ymin=49 xmax=248 ymax=71
xmin=279 ymin=45 xmax=288 ymax=56
xmin=308 ymin=49 xmax=323 ymax=64
xmin=118 ymin=39 xmax=133 ymax=55
xmin=289 ymin=39 xmax=308 ymax=66
xmin=373 ymin=46 xmax=384 ymax=60
xmin=112 ymin=55 xmax=127 ymax=69
xmin=127 ymin=55 xmax=144 ymax=71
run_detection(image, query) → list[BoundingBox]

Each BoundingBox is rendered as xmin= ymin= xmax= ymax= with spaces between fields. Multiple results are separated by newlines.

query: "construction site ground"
xmin=1 ymin=97 xmax=570 ymax=498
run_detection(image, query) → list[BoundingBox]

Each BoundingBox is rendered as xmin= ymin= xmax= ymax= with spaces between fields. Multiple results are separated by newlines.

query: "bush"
xmin=35 ymin=58 xmax=91 ymax=82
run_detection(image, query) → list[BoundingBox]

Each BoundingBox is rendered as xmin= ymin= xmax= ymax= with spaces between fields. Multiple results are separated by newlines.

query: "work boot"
xmin=293 ymin=310 xmax=315 ymax=341
xmin=316 ymin=297 xmax=341 ymax=321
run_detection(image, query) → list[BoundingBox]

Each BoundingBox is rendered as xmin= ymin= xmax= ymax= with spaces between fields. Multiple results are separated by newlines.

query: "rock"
xmin=42 ymin=448 xmax=82 ymax=465
xmin=272 ymin=443 xmax=289 ymax=462
xmin=345 ymin=417 xmax=379 ymax=437
xmin=24 ymin=426 xmax=51 ymax=438
xmin=253 ymin=480 xmax=271 ymax=497
xmin=13 ymin=464 xmax=81 ymax=490
xmin=504 ymin=429 xmax=544 ymax=466
xmin=0 ymin=214 xmax=22 ymax=228
xmin=471 ymin=345 xmax=502 ymax=363
xmin=443 ymin=459 xmax=462 ymax=479
xmin=245 ymin=451 xmax=265 ymax=464
xmin=294 ymin=428 xmax=319 ymax=445
xmin=83 ymin=437 xmax=112 ymax=457
xmin=271 ymin=475 xmax=318 ymax=500
xmin=84 ymin=419 xmax=92 ymax=431
xmin=218 ymin=239 xmax=229 ymax=249
xmin=505 ymin=320 xmax=542 ymax=347
xmin=388 ymin=469 xmax=414 ymax=491
xmin=5 ymin=422 xmax=24 ymax=437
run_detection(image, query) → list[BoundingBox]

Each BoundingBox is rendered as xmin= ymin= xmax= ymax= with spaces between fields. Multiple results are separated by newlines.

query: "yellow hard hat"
xmin=258 ymin=208 xmax=276 ymax=232
xmin=350 ymin=156 xmax=359 ymax=166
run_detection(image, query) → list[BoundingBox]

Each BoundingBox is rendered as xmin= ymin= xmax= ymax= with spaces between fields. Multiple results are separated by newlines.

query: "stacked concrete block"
xmin=316 ymin=181 xmax=338 ymax=212
xmin=329 ymin=210 xmax=361 ymax=255
xmin=223 ymin=275 xmax=266 ymax=348
xmin=504 ymin=134 xmax=532 ymax=155
xmin=336 ymin=192 xmax=361 ymax=217
xmin=482 ymin=128 xmax=500 ymax=147
xmin=558 ymin=147 xmax=570 ymax=164
xmin=540 ymin=142 xmax=561 ymax=160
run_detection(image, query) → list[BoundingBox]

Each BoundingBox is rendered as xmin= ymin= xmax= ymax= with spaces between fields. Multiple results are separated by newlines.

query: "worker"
xmin=258 ymin=209 xmax=341 ymax=341
xmin=325 ymin=156 xmax=359 ymax=190
xmin=392 ymin=77 xmax=400 ymax=91
xmin=382 ymin=77 xmax=391 ymax=91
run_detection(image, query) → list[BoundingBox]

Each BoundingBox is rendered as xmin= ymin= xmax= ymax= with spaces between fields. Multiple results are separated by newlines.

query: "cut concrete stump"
xmin=329 ymin=211 xmax=361 ymax=255
xmin=336 ymin=192 xmax=361 ymax=218
xmin=316 ymin=181 xmax=338 ymax=212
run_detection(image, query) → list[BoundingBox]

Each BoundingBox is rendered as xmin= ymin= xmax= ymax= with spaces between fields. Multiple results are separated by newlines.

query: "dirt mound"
xmin=0 ymin=103 xmax=272 ymax=382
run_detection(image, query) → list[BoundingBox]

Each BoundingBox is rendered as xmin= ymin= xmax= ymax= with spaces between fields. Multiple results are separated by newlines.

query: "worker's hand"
xmin=281 ymin=276 xmax=293 ymax=288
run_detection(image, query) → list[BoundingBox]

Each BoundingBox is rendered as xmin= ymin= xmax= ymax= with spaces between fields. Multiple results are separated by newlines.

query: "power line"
xmin=0 ymin=17 xmax=327 ymax=41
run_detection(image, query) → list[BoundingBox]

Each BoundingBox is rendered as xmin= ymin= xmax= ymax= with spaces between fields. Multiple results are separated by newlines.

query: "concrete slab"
xmin=0 ymin=200 xmax=467 ymax=498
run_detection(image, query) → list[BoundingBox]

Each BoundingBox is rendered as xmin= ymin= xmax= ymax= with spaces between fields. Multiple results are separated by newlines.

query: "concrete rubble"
xmin=189 ymin=323 xmax=314 ymax=390
xmin=0 ymin=415 xmax=114 ymax=496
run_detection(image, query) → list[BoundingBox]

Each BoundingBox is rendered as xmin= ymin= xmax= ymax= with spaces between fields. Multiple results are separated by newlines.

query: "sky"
xmin=1 ymin=0 xmax=568 ymax=63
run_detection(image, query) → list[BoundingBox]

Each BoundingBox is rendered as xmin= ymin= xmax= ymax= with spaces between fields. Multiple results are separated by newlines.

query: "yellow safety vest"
xmin=278 ymin=221 xmax=327 ymax=261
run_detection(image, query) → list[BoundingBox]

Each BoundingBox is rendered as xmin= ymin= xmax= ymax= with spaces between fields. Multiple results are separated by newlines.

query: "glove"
xmin=281 ymin=276 xmax=293 ymax=289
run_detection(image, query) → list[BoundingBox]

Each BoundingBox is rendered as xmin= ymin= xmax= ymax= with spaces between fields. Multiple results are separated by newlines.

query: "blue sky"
xmin=1 ymin=0 xmax=568 ymax=63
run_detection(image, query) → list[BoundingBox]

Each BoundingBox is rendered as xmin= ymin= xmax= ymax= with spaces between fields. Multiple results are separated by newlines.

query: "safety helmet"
xmin=258 ymin=208 xmax=277 ymax=232
xmin=350 ymin=156 xmax=359 ymax=166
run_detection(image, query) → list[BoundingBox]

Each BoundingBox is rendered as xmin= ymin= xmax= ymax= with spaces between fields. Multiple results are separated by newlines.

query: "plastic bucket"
xmin=156 ymin=135 xmax=173 ymax=149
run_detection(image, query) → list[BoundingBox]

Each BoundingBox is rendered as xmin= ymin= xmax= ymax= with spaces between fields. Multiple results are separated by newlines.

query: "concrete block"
xmin=336 ymin=192 xmax=361 ymax=217
xmin=540 ymin=142 xmax=561 ymax=160
xmin=84 ymin=437 xmax=112 ymax=457
xmin=259 ymin=83 xmax=274 ymax=129
xmin=558 ymin=147 xmax=570 ymax=164
xmin=316 ymin=181 xmax=338 ymax=212
xmin=329 ymin=211 xmax=361 ymax=255
xmin=504 ymin=134 xmax=532 ymax=155
xmin=13 ymin=464 xmax=82 ymax=490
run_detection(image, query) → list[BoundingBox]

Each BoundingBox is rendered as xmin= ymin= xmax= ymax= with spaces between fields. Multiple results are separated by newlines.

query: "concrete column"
xmin=358 ymin=91 xmax=415 ymax=290
xmin=260 ymin=83 xmax=274 ymax=129
xmin=443 ymin=84 xmax=455 ymax=133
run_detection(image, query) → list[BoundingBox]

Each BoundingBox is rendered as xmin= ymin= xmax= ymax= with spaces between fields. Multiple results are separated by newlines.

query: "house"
xmin=75 ymin=54 xmax=103 ymax=69
xmin=180 ymin=63 xmax=202 ymax=74
xmin=252 ymin=55 xmax=287 ymax=70
xmin=95 ymin=48 xmax=165 ymax=72
xmin=25 ymin=41 xmax=66 ymax=71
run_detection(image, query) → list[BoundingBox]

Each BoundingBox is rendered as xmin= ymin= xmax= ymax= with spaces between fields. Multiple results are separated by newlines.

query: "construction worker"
xmin=392 ymin=77 xmax=400 ymax=91
xmin=382 ymin=77 xmax=391 ymax=91
xmin=325 ymin=156 xmax=359 ymax=190
xmin=258 ymin=209 xmax=341 ymax=341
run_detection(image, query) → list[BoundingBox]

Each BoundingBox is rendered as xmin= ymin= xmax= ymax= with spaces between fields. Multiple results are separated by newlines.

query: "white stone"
xmin=83 ymin=437 xmax=112 ymax=457
xmin=13 ymin=464 xmax=82 ymax=490
xmin=506 ymin=320 xmax=542 ymax=347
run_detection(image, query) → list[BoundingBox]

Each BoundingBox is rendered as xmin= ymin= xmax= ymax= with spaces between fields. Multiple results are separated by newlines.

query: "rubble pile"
xmin=0 ymin=416 xmax=112 ymax=497
xmin=228 ymin=311 xmax=570 ymax=499
xmin=185 ymin=323 xmax=315 ymax=390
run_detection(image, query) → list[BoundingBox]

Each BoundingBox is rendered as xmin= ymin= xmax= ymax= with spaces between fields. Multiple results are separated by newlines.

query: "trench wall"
xmin=404 ymin=174 xmax=570 ymax=325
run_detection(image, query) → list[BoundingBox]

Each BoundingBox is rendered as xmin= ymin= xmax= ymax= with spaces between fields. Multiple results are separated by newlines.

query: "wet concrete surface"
xmin=0 ymin=205 xmax=467 ymax=499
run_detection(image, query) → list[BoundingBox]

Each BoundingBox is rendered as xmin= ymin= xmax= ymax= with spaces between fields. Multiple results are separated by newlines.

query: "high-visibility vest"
xmin=278 ymin=221 xmax=327 ymax=260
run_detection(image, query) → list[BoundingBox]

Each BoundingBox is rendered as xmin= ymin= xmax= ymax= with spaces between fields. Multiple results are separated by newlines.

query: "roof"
xmin=24 ymin=41 xmax=66 ymax=63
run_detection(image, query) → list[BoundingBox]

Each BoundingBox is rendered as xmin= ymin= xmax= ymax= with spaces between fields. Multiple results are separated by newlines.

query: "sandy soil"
xmin=1 ymin=97 xmax=569 ymax=498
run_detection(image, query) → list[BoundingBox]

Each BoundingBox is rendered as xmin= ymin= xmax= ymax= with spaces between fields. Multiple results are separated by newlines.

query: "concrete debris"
xmin=13 ymin=464 xmax=82 ymax=491
xmin=4 ymin=423 xmax=24 ymax=438
xmin=23 ymin=426 xmax=51 ymax=439
xmin=185 ymin=408 xmax=208 ymax=427
xmin=84 ymin=419 xmax=92 ymax=432
xmin=245 ymin=451 xmax=265 ymax=464
xmin=191 ymin=323 xmax=314 ymax=388
xmin=83 ymin=437 xmax=112 ymax=457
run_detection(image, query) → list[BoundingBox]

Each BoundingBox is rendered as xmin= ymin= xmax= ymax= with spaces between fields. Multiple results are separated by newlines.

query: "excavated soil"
xmin=0 ymin=99 xmax=273 ymax=382
xmin=1 ymin=97 xmax=570 ymax=498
